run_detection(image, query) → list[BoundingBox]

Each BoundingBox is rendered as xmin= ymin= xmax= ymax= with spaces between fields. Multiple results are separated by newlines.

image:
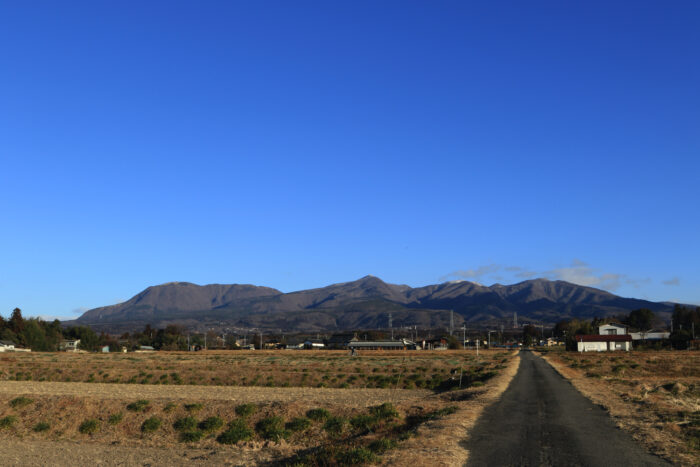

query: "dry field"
xmin=541 ymin=350 xmax=699 ymax=466
xmin=0 ymin=349 xmax=519 ymax=466
xmin=0 ymin=350 xmax=504 ymax=390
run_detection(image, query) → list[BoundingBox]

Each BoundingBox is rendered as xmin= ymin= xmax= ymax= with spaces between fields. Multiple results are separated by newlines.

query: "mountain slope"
xmin=73 ymin=276 xmax=676 ymax=333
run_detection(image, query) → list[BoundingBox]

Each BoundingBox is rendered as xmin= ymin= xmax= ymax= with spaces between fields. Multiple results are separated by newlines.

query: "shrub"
xmin=164 ymin=402 xmax=177 ymax=412
xmin=370 ymin=403 xmax=398 ymax=420
xmin=79 ymin=419 xmax=100 ymax=434
xmin=234 ymin=403 xmax=257 ymax=418
xmin=217 ymin=419 xmax=253 ymax=444
xmin=0 ymin=416 xmax=17 ymax=428
xmin=306 ymin=408 xmax=330 ymax=421
xmin=184 ymin=403 xmax=203 ymax=412
xmin=180 ymin=430 xmax=204 ymax=442
xmin=33 ymin=422 xmax=51 ymax=433
xmin=285 ymin=417 xmax=312 ymax=432
xmin=336 ymin=447 xmax=378 ymax=464
xmin=256 ymin=416 xmax=290 ymax=442
xmin=368 ymin=437 xmax=398 ymax=454
xmin=126 ymin=399 xmax=150 ymax=412
xmin=198 ymin=416 xmax=224 ymax=432
xmin=9 ymin=396 xmax=33 ymax=408
xmin=108 ymin=412 xmax=123 ymax=425
xmin=322 ymin=416 xmax=346 ymax=436
xmin=350 ymin=414 xmax=377 ymax=432
xmin=141 ymin=416 xmax=161 ymax=433
xmin=173 ymin=416 xmax=198 ymax=432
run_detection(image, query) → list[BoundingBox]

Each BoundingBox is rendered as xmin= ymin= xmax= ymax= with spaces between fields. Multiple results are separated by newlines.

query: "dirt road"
xmin=464 ymin=351 xmax=669 ymax=467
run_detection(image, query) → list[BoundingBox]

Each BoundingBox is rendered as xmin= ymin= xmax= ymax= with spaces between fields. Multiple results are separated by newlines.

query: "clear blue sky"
xmin=1 ymin=1 xmax=698 ymax=320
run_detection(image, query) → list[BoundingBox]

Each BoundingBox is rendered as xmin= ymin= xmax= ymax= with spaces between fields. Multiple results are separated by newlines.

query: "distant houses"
xmin=59 ymin=339 xmax=81 ymax=352
xmin=0 ymin=340 xmax=16 ymax=352
xmin=576 ymin=334 xmax=632 ymax=352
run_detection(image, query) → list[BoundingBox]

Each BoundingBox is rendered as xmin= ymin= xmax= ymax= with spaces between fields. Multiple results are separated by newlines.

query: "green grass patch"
xmin=180 ymin=430 xmax=204 ymax=442
xmin=198 ymin=416 xmax=224 ymax=432
xmin=285 ymin=417 xmax=311 ymax=432
xmin=141 ymin=416 xmax=161 ymax=433
xmin=336 ymin=447 xmax=378 ymax=464
xmin=9 ymin=396 xmax=34 ymax=408
xmin=0 ymin=416 xmax=17 ymax=429
xmin=255 ymin=416 xmax=290 ymax=442
xmin=368 ymin=437 xmax=398 ymax=454
xmin=108 ymin=412 xmax=123 ymax=425
xmin=79 ymin=419 xmax=100 ymax=434
xmin=217 ymin=419 xmax=253 ymax=444
xmin=370 ymin=402 xmax=399 ymax=420
xmin=306 ymin=407 xmax=330 ymax=421
xmin=126 ymin=399 xmax=150 ymax=412
xmin=184 ymin=403 xmax=203 ymax=412
xmin=322 ymin=416 xmax=347 ymax=436
xmin=235 ymin=403 xmax=257 ymax=418
xmin=173 ymin=416 xmax=198 ymax=432
xmin=33 ymin=422 xmax=51 ymax=432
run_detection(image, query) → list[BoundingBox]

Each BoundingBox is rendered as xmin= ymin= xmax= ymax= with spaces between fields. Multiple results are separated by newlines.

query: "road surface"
xmin=464 ymin=350 xmax=669 ymax=467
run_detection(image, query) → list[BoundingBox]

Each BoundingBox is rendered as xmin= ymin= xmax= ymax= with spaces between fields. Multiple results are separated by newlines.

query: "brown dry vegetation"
xmin=540 ymin=350 xmax=699 ymax=466
xmin=0 ymin=350 xmax=503 ymax=390
xmin=0 ymin=349 xmax=519 ymax=466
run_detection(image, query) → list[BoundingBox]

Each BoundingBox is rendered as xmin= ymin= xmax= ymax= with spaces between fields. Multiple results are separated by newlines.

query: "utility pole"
xmin=462 ymin=325 xmax=466 ymax=350
xmin=450 ymin=310 xmax=454 ymax=336
xmin=204 ymin=333 xmax=207 ymax=350
xmin=476 ymin=338 xmax=479 ymax=362
xmin=389 ymin=313 xmax=393 ymax=340
xmin=488 ymin=330 xmax=493 ymax=349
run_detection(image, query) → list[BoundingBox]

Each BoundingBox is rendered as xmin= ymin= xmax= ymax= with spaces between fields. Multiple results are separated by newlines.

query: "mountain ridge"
xmin=71 ymin=276 xmax=677 ymax=333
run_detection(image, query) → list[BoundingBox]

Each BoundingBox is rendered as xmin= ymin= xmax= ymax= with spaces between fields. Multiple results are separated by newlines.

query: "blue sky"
xmin=1 ymin=1 xmax=698 ymax=320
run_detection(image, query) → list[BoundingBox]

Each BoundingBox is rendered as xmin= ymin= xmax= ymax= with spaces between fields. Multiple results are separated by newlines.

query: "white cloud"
xmin=441 ymin=259 xmax=648 ymax=292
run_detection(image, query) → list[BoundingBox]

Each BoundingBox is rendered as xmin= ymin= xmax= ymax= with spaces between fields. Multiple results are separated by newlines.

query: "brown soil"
xmin=0 ymin=350 xmax=519 ymax=466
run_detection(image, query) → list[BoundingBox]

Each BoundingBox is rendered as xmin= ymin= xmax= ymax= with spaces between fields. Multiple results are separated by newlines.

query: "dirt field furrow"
xmin=0 ymin=380 xmax=431 ymax=406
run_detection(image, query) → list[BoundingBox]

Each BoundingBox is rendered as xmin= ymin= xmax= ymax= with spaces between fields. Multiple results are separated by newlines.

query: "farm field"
xmin=0 ymin=350 xmax=519 ymax=466
xmin=0 ymin=350 xmax=505 ymax=390
xmin=541 ymin=350 xmax=699 ymax=466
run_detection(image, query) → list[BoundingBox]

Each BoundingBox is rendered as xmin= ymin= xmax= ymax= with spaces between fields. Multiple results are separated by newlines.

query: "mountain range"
xmin=71 ymin=276 xmax=675 ymax=333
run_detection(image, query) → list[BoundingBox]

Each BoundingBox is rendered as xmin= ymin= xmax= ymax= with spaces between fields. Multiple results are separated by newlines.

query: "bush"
xmin=256 ymin=416 xmax=290 ymax=442
xmin=234 ymin=403 xmax=256 ymax=418
xmin=322 ymin=416 xmax=346 ymax=436
xmin=141 ymin=416 xmax=161 ymax=433
xmin=336 ymin=447 xmax=378 ymax=464
xmin=198 ymin=416 xmax=224 ymax=432
xmin=0 ymin=416 xmax=17 ymax=428
xmin=180 ymin=430 xmax=204 ymax=442
xmin=126 ymin=399 xmax=150 ymax=412
xmin=9 ymin=396 xmax=33 ymax=408
xmin=368 ymin=437 xmax=398 ymax=453
xmin=306 ymin=408 xmax=330 ymax=421
xmin=33 ymin=422 xmax=51 ymax=432
xmin=217 ymin=419 xmax=253 ymax=444
xmin=79 ymin=419 xmax=100 ymax=434
xmin=370 ymin=403 xmax=398 ymax=420
xmin=285 ymin=417 xmax=311 ymax=432
xmin=108 ymin=412 xmax=123 ymax=425
xmin=184 ymin=403 xmax=203 ymax=412
xmin=173 ymin=416 xmax=198 ymax=432
xmin=164 ymin=402 xmax=177 ymax=412
xmin=350 ymin=414 xmax=378 ymax=432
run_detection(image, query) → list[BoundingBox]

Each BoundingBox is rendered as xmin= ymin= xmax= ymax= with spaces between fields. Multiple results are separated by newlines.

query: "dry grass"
xmin=0 ymin=350 xmax=505 ymax=390
xmin=0 ymin=349 xmax=518 ymax=465
xmin=540 ymin=350 xmax=699 ymax=467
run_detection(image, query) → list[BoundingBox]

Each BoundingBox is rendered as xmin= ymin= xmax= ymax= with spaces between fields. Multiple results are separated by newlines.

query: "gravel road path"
xmin=0 ymin=380 xmax=430 ymax=406
xmin=464 ymin=350 xmax=670 ymax=467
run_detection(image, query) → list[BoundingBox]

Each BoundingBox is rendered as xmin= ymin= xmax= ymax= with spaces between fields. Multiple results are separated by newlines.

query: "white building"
xmin=0 ymin=340 xmax=15 ymax=352
xmin=59 ymin=339 xmax=81 ymax=352
xmin=629 ymin=330 xmax=671 ymax=341
xmin=577 ymin=335 xmax=632 ymax=352
xmin=598 ymin=323 xmax=628 ymax=335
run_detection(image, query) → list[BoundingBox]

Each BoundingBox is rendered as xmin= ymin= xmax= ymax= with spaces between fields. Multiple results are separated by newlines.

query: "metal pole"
xmin=462 ymin=326 xmax=466 ymax=350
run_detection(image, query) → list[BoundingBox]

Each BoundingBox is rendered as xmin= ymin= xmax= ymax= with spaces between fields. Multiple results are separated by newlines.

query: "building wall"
xmin=577 ymin=341 xmax=631 ymax=351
